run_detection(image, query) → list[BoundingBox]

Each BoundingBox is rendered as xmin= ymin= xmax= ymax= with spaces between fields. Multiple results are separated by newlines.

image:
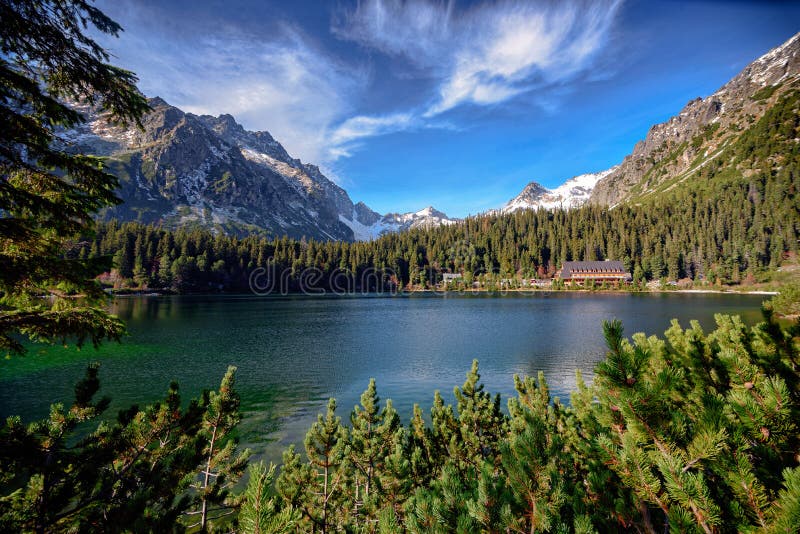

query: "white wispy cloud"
xmin=327 ymin=110 xmax=463 ymax=161
xmin=332 ymin=0 xmax=455 ymax=69
xmin=96 ymin=0 xmax=620 ymax=167
xmin=329 ymin=112 xmax=415 ymax=158
xmin=176 ymin=32 xmax=365 ymax=165
xmin=334 ymin=0 xmax=622 ymax=116
xmin=96 ymin=2 xmax=366 ymax=167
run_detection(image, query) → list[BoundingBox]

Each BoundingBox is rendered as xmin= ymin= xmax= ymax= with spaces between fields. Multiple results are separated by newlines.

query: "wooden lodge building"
xmin=556 ymin=260 xmax=632 ymax=286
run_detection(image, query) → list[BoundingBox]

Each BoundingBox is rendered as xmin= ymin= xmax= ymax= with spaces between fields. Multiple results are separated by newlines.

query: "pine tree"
xmin=184 ymin=366 xmax=251 ymax=531
xmin=277 ymin=398 xmax=351 ymax=532
xmin=591 ymin=314 xmax=800 ymax=532
xmin=348 ymin=379 xmax=402 ymax=528
xmin=499 ymin=373 xmax=573 ymax=533
xmin=0 ymin=365 xmax=109 ymax=532
xmin=0 ymin=369 xmax=211 ymax=532
xmin=451 ymin=360 xmax=507 ymax=475
xmin=0 ymin=0 xmax=148 ymax=355
xmin=237 ymin=462 xmax=299 ymax=534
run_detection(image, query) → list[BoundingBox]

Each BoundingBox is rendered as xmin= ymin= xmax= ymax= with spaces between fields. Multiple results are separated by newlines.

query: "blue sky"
xmin=95 ymin=0 xmax=799 ymax=217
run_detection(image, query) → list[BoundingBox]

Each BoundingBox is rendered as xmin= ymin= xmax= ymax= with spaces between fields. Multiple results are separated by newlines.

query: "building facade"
xmin=556 ymin=261 xmax=632 ymax=286
xmin=442 ymin=273 xmax=463 ymax=285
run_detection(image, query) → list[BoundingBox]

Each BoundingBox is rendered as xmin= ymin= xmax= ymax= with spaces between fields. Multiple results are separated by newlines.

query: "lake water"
xmin=0 ymin=292 xmax=767 ymax=463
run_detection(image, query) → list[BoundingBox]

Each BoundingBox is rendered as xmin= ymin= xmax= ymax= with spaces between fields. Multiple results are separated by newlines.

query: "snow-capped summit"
xmin=502 ymin=166 xmax=618 ymax=213
xmin=63 ymin=96 xmax=459 ymax=241
xmin=385 ymin=206 xmax=452 ymax=224
xmin=339 ymin=204 xmax=458 ymax=241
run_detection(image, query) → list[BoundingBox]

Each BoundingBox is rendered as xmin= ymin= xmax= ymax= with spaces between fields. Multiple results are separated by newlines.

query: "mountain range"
xmin=499 ymin=31 xmax=800 ymax=213
xmin=65 ymin=31 xmax=800 ymax=240
xmin=61 ymin=98 xmax=458 ymax=241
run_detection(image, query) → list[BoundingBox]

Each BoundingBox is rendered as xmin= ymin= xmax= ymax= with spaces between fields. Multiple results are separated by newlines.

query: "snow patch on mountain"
xmin=340 ymin=205 xmax=459 ymax=241
xmin=339 ymin=212 xmax=389 ymax=241
xmin=747 ymin=32 xmax=799 ymax=86
xmin=240 ymin=146 xmax=318 ymax=197
xmin=502 ymin=166 xmax=618 ymax=213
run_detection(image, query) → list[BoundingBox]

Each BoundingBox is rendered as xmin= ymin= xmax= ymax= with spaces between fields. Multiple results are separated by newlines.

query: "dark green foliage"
xmin=276 ymin=398 xmax=352 ymax=533
xmin=0 ymin=366 xmax=249 ymax=532
xmin=184 ymin=366 xmax=252 ymax=531
xmin=769 ymin=282 xmax=800 ymax=317
xmin=269 ymin=312 xmax=800 ymax=533
xmin=500 ymin=373 xmax=576 ymax=532
xmin=0 ymin=0 xmax=150 ymax=355
xmin=237 ymin=462 xmax=299 ymax=534
xmin=349 ymin=379 xmax=404 ymax=527
xmin=751 ymin=84 xmax=779 ymax=102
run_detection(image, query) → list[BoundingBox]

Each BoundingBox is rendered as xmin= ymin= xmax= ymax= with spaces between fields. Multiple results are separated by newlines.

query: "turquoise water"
xmin=0 ymin=292 xmax=767 ymax=462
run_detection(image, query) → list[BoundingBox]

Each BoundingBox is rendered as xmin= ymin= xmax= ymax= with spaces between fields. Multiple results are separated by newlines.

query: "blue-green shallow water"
xmin=0 ymin=292 xmax=767 ymax=463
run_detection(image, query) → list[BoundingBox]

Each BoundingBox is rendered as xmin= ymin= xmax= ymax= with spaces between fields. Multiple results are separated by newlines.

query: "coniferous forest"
xmin=2 ymin=1 xmax=800 ymax=533
xmin=86 ymin=88 xmax=800 ymax=292
xmin=3 ymin=311 xmax=800 ymax=532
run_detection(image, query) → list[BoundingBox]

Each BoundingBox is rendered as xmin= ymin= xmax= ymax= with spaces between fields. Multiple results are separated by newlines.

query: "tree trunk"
xmin=200 ymin=424 xmax=219 ymax=531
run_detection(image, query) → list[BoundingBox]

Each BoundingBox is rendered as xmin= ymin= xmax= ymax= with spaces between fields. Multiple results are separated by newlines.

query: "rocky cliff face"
xmin=591 ymin=32 xmax=800 ymax=206
xmin=61 ymin=98 xmax=456 ymax=240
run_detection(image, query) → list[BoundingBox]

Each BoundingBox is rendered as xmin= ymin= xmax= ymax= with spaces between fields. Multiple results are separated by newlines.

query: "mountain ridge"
xmin=63 ymin=98 xmax=457 ymax=241
xmin=65 ymin=31 xmax=800 ymax=237
xmin=590 ymin=31 xmax=800 ymax=206
xmin=500 ymin=167 xmax=618 ymax=213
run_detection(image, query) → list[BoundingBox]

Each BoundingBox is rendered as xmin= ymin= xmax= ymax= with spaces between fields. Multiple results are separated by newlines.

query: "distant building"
xmin=556 ymin=261 xmax=632 ymax=286
xmin=442 ymin=273 xmax=463 ymax=284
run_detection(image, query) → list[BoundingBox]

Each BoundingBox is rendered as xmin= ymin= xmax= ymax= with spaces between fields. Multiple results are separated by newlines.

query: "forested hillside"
xmin=591 ymin=32 xmax=799 ymax=206
xmin=88 ymin=88 xmax=799 ymax=291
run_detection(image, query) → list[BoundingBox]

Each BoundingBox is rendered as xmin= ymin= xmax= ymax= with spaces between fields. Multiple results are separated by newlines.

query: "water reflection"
xmin=1 ymin=292 xmax=767 ymax=464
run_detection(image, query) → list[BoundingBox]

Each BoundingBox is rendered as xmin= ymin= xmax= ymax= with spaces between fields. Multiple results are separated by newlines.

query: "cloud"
xmin=333 ymin=0 xmax=622 ymax=116
xmin=329 ymin=112 xmax=415 ymax=158
xmin=95 ymin=2 xmax=366 ymax=166
xmin=332 ymin=0 xmax=455 ymax=69
xmin=176 ymin=32 xmax=364 ymax=165
xmin=94 ymin=0 xmax=621 ymax=167
xmin=327 ymin=110 xmax=462 ymax=160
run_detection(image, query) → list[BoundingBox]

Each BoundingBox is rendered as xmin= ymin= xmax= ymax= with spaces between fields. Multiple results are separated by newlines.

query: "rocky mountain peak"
xmin=591 ymin=31 xmax=800 ymax=206
xmin=739 ymin=31 xmax=800 ymax=87
xmin=64 ymin=96 xmax=456 ymax=241
xmin=501 ymin=167 xmax=616 ymax=214
xmin=200 ymin=113 xmax=245 ymax=137
xmin=415 ymin=206 xmax=448 ymax=219
xmin=147 ymin=96 xmax=170 ymax=108
xmin=353 ymin=202 xmax=382 ymax=226
xmin=518 ymin=182 xmax=549 ymax=199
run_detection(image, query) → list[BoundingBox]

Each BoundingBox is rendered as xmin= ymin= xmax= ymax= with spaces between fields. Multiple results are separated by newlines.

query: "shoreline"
xmin=105 ymin=287 xmax=778 ymax=297
xmin=398 ymin=288 xmax=779 ymax=296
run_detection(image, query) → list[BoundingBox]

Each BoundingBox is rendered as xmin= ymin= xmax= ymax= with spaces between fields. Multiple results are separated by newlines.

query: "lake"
xmin=0 ymin=292 xmax=768 ymax=463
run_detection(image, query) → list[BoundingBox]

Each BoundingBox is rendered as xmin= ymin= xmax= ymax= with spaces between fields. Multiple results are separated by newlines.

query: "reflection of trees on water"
xmin=111 ymin=296 xmax=180 ymax=322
